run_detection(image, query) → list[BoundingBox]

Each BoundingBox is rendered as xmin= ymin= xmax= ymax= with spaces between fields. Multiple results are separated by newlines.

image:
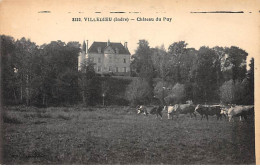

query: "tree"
xmin=151 ymin=45 xmax=170 ymax=80
xmin=164 ymin=83 xmax=185 ymax=105
xmin=14 ymin=37 xmax=39 ymax=105
xmin=131 ymin=40 xmax=154 ymax=81
xmin=246 ymin=57 xmax=254 ymax=104
xmin=220 ymin=79 xmax=247 ymax=104
xmin=79 ymin=59 xmax=100 ymax=106
xmin=191 ymin=46 xmax=219 ymax=103
xmin=1 ymin=35 xmax=18 ymax=104
xmin=125 ymin=78 xmax=153 ymax=106
xmin=167 ymin=41 xmax=188 ymax=83
xmin=224 ymin=46 xmax=248 ymax=81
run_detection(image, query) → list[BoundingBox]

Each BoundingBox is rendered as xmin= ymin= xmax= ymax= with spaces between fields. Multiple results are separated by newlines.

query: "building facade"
xmin=79 ymin=40 xmax=131 ymax=76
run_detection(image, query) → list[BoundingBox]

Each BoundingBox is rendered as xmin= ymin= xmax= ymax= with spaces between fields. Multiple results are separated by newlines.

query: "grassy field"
xmin=2 ymin=106 xmax=255 ymax=165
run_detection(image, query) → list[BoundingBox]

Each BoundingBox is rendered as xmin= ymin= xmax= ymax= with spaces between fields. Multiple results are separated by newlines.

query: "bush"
xmin=220 ymin=79 xmax=247 ymax=104
xmin=164 ymin=83 xmax=185 ymax=105
xmin=3 ymin=113 xmax=23 ymax=124
xmin=125 ymin=78 xmax=153 ymax=106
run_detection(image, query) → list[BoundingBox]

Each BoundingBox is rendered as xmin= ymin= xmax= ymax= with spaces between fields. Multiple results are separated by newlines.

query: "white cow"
xmin=227 ymin=105 xmax=254 ymax=122
xmin=163 ymin=105 xmax=179 ymax=120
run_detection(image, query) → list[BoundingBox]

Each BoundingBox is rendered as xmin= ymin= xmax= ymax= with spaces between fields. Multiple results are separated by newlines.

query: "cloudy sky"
xmin=0 ymin=0 xmax=259 ymax=64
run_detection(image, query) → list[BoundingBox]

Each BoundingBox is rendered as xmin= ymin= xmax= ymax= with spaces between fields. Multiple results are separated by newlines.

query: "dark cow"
xmin=149 ymin=105 xmax=164 ymax=119
xmin=227 ymin=105 xmax=254 ymax=122
xmin=195 ymin=105 xmax=222 ymax=121
xmin=137 ymin=105 xmax=164 ymax=119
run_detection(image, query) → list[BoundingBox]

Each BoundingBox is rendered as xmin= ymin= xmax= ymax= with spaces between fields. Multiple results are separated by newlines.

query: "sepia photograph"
xmin=0 ymin=0 xmax=259 ymax=165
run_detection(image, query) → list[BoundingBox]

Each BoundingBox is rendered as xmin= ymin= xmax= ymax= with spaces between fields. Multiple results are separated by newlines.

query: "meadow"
xmin=2 ymin=106 xmax=255 ymax=164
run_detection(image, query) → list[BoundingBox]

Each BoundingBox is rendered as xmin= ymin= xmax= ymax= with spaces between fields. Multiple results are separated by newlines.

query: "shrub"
xmin=3 ymin=113 xmax=23 ymax=124
xmin=125 ymin=78 xmax=153 ymax=106
xmin=220 ymin=79 xmax=247 ymax=104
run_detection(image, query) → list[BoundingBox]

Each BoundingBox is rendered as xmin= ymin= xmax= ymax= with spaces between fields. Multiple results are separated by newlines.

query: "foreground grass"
xmin=3 ymin=106 xmax=255 ymax=164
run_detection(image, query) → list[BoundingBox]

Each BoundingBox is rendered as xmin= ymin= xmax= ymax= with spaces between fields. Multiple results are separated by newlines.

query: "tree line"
xmin=1 ymin=35 xmax=80 ymax=106
xmin=128 ymin=40 xmax=254 ymax=106
xmin=1 ymin=36 xmax=254 ymax=107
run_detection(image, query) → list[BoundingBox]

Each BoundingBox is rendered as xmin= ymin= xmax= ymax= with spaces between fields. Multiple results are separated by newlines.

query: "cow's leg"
xmin=240 ymin=116 xmax=242 ymax=121
xmin=228 ymin=116 xmax=232 ymax=122
xmin=159 ymin=112 xmax=163 ymax=119
xmin=168 ymin=113 xmax=171 ymax=119
xmin=193 ymin=113 xmax=197 ymax=119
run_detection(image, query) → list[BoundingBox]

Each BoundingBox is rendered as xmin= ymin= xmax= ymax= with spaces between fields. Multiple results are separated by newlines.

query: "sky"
xmin=0 ymin=0 xmax=259 ymax=65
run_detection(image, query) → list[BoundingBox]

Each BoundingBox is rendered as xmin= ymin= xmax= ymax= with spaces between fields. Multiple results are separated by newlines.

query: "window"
xmin=98 ymin=57 xmax=101 ymax=63
xmin=123 ymin=58 xmax=126 ymax=63
xmin=115 ymin=48 xmax=119 ymax=54
xmin=97 ymin=66 xmax=101 ymax=72
xmin=116 ymin=67 xmax=118 ymax=72
xmin=123 ymin=67 xmax=126 ymax=72
xmin=97 ymin=47 xmax=101 ymax=53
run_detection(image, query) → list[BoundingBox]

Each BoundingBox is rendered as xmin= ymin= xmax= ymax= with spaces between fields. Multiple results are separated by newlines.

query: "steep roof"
xmin=82 ymin=40 xmax=86 ymax=52
xmin=88 ymin=41 xmax=131 ymax=55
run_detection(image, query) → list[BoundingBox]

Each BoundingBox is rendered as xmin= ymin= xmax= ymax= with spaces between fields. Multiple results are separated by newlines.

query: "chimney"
xmin=107 ymin=39 xmax=110 ymax=46
xmin=86 ymin=40 xmax=88 ymax=53
xmin=124 ymin=42 xmax=128 ymax=49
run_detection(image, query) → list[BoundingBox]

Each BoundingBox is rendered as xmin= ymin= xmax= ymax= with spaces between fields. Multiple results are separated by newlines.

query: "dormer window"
xmin=115 ymin=48 xmax=119 ymax=54
xmin=97 ymin=47 xmax=101 ymax=53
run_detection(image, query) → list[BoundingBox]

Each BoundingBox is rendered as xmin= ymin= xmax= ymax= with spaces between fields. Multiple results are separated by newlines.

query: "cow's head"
xmin=136 ymin=105 xmax=142 ymax=114
xmin=195 ymin=104 xmax=201 ymax=113
xmin=220 ymin=107 xmax=229 ymax=116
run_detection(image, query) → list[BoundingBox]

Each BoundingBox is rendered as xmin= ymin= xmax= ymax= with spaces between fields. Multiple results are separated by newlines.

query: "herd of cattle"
xmin=136 ymin=102 xmax=254 ymax=122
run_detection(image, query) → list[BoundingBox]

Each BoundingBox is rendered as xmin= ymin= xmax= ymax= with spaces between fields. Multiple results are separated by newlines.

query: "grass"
xmin=3 ymin=112 xmax=23 ymax=124
xmin=2 ymin=106 xmax=255 ymax=165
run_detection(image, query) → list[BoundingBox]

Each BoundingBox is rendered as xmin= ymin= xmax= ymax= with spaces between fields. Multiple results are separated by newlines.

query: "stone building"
xmin=78 ymin=40 xmax=131 ymax=76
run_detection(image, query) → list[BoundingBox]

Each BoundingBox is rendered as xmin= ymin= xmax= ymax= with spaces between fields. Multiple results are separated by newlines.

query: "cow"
xmin=195 ymin=104 xmax=222 ymax=121
xmin=227 ymin=105 xmax=254 ymax=122
xmin=175 ymin=104 xmax=196 ymax=118
xmin=137 ymin=105 xmax=164 ymax=119
xmin=164 ymin=103 xmax=196 ymax=119
xmin=149 ymin=105 xmax=164 ymax=119
xmin=137 ymin=105 xmax=149 ymax=116
xmin=220 ymin=104 xmax=234 ymax=119
xmin=163 ymin=105 xmax=178 ymax=120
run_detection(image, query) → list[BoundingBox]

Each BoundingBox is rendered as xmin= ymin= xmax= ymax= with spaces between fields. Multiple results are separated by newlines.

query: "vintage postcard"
xmin=0 ymin=0 xmax=259 ymax=165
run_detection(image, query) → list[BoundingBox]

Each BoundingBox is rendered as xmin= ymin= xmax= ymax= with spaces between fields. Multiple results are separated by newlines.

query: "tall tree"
xmin=79 ymin=59 xmax=100 ymax=106
xmin=246 ymin=57 xmax=254 ymax=104
xmin=15 ymin=37 xmax=38 ymax=105
xmin=131 ymin=40 xmax=154 ymax=80
xmin=167 ymin=41 xmax=188 ymax=83
xmin=1 ymin=35 xmax=18 ymax=104
xmin=192 ymin=46 xmax=218 ymax=103
xmin=224 ymin=46 xmax=248 ymax=81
